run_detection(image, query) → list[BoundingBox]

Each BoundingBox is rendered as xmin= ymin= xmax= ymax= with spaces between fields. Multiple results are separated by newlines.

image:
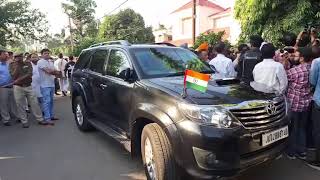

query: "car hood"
xmin=147 ymin=76 xmax=277 ymax=105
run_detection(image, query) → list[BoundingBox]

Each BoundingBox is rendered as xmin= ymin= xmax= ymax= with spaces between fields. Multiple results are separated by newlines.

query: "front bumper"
xmin=168 ymin=117 xmax=289 ymax=179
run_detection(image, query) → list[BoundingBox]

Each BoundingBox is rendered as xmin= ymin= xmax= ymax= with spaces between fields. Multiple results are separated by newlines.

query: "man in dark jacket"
xmin=237 ymin=35 xmax=264 ymax=84
xmin=64 ymin=55 xmax=76 ymax=91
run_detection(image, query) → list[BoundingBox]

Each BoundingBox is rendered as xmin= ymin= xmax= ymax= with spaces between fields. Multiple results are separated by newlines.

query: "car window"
xmin=106 ymin=50 xmax=131 ymax=78
xmin=131 ymin=47 xmax=212 ymax=78
xmin=89 ymin=50 xmax=108 ymax=74
xmin=74 ymin=50 xmax=91 ymax=69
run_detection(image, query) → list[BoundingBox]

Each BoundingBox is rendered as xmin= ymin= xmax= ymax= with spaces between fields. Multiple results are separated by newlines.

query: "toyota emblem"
xmin=265 ymin=102 xmax=277 ymax=115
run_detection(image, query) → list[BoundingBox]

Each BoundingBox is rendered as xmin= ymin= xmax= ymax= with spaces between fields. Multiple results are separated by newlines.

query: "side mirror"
xmin=119 ymin=68 xmax=134 ymax=82
xmin=124 ymin=68 xmax=131 ymax=80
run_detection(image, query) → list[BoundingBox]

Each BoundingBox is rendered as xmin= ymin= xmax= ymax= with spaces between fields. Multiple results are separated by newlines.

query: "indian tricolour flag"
xmin=184 ymin=70 xmax=210 ymax=93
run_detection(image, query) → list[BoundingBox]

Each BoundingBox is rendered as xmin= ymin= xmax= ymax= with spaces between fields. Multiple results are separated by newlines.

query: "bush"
xmin=193 ymin=31 xmax=230 ymax=50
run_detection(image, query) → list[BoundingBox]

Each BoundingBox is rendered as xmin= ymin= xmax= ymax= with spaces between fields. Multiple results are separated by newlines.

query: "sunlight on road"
xmin=0 ymin=156 xmax=22 ymax=160
xmin=120 ymin=171 xmax=146 ymax=180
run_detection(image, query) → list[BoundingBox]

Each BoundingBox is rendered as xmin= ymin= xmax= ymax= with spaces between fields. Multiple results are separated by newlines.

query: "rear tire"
xmin=141 ymin=123 xmax=179 ymax=180
xmin=73 ymin=96 xmax=94 ymax=131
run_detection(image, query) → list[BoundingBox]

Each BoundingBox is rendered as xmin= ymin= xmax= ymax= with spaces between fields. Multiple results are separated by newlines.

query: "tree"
xmin=193 ymin=31 xmax=229 ymax=49
xmin=235 ymin=0 xmax=320 ymax=46
xmin=62 ymin=0 xmax=97 ymax=39
xmin=98 ymin=9 xmax=155 ymax=43
xmin=72 ymin=37 xmax=97 ymax=56
xmin=0 ymin=0 xmax=48 ymax=47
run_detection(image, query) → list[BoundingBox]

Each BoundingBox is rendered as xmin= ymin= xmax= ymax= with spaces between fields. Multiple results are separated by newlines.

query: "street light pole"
xmin=68 ymin=13 xmax=74 ymax=53
xmin=192 ymin=0 xmax=196 ymax=45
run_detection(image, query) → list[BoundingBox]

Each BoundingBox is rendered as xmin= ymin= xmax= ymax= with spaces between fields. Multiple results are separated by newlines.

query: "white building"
xmin=155 ymin=0 xmax=241 ymax=46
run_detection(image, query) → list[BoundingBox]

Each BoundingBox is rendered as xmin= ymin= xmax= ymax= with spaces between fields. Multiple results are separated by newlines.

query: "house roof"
xmin=171 ymin=0 xmax=225 ymax=14
xmin=208 ymin=7 xmax=231 ymax=18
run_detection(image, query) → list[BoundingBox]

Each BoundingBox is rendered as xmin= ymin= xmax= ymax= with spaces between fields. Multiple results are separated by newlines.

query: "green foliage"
xmin=193 ymin=31 xmax=229 ymax=49
xmin=235 ymin=0 xmax=320 ymax=46
xmin=98 ymin=9 xmax=155 ymax=43
xmin=0 ymin=0 xmax=48 ymax=47
xmin=73 ymin=37 xmax=98 ymax=56
xmin=62 ymin=0 xmax=97 ymax=38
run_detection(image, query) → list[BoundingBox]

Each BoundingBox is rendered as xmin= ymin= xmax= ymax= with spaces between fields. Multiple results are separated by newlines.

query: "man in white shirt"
xmin=209 ymin=42 xmax=236 ymax=78
xmin=30 ymin=53 xmax=43 ymax=106
xmin=54 ymin=53 xmax=68 ymax=96
xmin=251 ymin=43 xmax=288 ymax=94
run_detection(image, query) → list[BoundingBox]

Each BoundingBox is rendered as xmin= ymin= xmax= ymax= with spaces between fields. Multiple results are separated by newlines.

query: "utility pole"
xmin=192 ymin=0 xmax=197 ymax=45
xmin=68 ymin=13 xmax=74 ymax=53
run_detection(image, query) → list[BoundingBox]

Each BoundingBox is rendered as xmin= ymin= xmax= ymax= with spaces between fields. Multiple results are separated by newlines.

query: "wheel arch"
xmin=72 ymin=82 xmax=88 ymax=113
xmin=130 ymin=103 xmax=179 ymax=158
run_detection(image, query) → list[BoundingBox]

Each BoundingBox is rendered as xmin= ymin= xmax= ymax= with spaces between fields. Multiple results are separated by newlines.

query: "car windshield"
xmin=131 ymin=47 xmax=213 ymax=78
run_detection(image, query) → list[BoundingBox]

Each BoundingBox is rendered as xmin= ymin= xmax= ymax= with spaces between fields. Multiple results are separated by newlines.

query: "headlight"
xmin=178 ymin=103 xmax=238 ymax=128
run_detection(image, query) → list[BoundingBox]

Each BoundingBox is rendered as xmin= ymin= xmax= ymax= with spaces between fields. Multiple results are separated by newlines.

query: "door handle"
xmin=100 ymin=84 xmax=108 ymax=89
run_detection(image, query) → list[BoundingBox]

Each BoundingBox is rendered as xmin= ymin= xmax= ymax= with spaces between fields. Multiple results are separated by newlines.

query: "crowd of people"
xmin=0 ymin=49 xmax=76 ymax=128
xmin=195 ymin=29 xmax=320 ymax=168
xmin=1 ymin=28 xmax=320 ymax=169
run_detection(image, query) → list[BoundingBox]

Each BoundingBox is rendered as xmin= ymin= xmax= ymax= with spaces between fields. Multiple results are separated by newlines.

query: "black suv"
xmin=71 ymin=40 xmax=290 ymax=180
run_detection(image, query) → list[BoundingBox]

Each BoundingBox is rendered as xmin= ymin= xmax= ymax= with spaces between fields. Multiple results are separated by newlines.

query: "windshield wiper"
xmin=199 ymin=70 xmax=214 ymax=74
xmin=164 ymin=72 xmax=185 ymax=77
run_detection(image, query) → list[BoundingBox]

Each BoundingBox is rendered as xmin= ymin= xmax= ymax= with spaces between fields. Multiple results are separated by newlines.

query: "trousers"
xmin=0 ymin=87 xmax=18 ymax=123
xmin=13 ymin=85 xmax=43 ymax=124
xmin=287 ymin=111 xmax=309 ymax=155
xmin=40 ymin=87 xmax=54 ymax=121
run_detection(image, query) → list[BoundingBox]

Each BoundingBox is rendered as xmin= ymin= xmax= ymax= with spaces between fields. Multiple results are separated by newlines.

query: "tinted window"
xmin=106 ymin=50 xmax=131 ymax=78
xmin=131 ymin=48 xmax=212 ymax=78
xmin=89 ymin=50 xmax=108 ymax=74
xmin=74 ymin=50 xmax=91 ymax=69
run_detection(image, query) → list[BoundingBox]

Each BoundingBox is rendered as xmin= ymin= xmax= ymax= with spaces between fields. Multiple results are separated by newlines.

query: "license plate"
xmin=262 ymin=126 xmax=289 ymax=147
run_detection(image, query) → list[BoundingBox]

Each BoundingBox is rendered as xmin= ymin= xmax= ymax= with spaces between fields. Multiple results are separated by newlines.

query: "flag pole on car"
xmin=182 ymin=70 xmax=210 ymax=98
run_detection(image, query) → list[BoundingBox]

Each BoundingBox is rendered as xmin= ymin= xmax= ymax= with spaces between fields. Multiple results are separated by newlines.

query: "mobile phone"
xmin=283 ymin=47 xmax=295 ymax=53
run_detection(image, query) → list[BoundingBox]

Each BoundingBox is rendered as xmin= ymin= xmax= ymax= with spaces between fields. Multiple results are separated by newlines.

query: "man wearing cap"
xmin=0 ymin=49 xmax=18 ymax=126
xmin=9 ymin=53 xmax=45 ymax=128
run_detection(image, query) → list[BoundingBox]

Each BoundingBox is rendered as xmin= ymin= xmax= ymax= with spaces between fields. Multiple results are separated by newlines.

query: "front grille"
xmin=229 ymin=99 xmax=286 ymax=131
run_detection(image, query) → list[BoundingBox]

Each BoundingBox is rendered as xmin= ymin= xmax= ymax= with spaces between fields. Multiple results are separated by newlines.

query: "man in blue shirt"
xmin=309 ymin=46 xmax=320 ymax=168
xmin=0 ymin=49 xmax=18 ymax=126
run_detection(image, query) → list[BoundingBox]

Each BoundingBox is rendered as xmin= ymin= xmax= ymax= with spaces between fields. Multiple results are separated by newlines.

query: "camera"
xmin=279 ymin=49 xmax=289 ymax=58
xmin=303 ymin=24 xmax=320 ymax=34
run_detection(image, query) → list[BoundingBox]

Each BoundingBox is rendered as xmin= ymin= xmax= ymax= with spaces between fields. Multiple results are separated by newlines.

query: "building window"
xmin=181 ymin=17 xmax=192 ymax=35
xmin=212 ymin=16 xmax=232 ymax=29
xmin=212 ymin=19 xmax=216 ymax=29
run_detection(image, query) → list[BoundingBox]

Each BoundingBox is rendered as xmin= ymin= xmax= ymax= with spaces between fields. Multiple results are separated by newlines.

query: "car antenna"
xmin=181 ymin=70 xmax=188 ymax=98
xmin=181 ymin=86 xmax=188 ymax=99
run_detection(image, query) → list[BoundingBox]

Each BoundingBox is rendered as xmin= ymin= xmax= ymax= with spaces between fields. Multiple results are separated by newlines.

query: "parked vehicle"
xmin=71 ymin=40 xmax=290 ymax=179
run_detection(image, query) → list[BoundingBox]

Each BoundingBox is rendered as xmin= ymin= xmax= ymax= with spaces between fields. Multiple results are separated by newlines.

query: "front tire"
xmin=73 ymin=96 xmax=94 ymax=131
xmin=141 ymin=123 xmax=178 ymax=180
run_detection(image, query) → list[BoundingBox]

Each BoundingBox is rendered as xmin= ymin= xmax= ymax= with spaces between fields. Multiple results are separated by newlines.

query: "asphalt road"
xmin=0 ymin=97 xmax=320 ymax=180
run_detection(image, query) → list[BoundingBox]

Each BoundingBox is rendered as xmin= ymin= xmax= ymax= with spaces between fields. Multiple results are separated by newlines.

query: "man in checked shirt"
xmin=286 ymin=47 xmax=313 ymax=160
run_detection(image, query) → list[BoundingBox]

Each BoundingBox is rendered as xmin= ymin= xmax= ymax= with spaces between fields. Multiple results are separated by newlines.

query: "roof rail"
xmin=89 ymin=40 xmax=131 ymax=48
xmin=153 ymin=42 xmax=176 ymax=47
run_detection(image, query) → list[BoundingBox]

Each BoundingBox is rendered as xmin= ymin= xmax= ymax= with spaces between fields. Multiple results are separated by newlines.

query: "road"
xmin=0 ymin=97 xmax=320 ymax=180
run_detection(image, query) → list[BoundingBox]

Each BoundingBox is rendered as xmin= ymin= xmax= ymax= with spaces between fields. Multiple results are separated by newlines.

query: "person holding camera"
xmin=38 ymin=49 xmax=61 ymax=125
xmin=295 ymin=26 xmax=319 ymax=48
xmin=286 ymin=47 xmax=313 ymax=160
xmin=276 ymin=33 xmax=297 ymax=70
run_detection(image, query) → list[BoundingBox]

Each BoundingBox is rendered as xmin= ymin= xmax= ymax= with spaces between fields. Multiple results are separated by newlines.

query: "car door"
xmin=86 ymin=49 xmax=109 ymax=118
xmin=100 ymin=48 xmax=134 ymax=132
